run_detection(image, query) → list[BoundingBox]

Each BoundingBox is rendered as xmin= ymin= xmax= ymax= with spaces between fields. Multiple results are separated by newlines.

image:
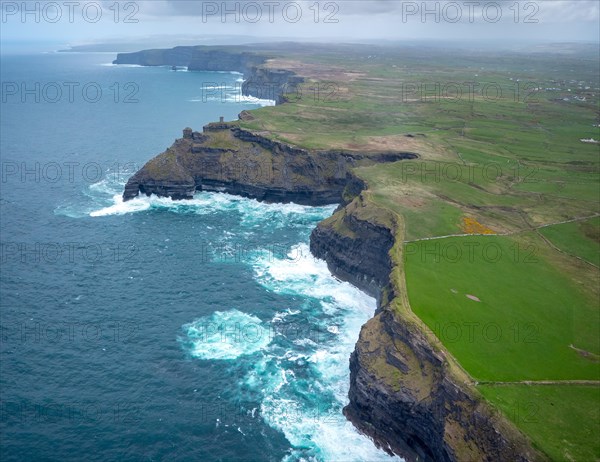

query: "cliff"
xmin=309 ymin=192 xmax=547 ymax=462
xmin=113 ymin=46 xmax=303 ymax=104
xmin=113 ymin=46 xmax=263 ymax=71
xmin=122 ymin=124 xmax=417 ymax=205
xmin=310 ymin=194 xmax=395 ymax=301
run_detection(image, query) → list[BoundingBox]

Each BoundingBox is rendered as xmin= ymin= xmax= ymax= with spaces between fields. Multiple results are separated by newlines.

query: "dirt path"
xmin=476 ymin=380 xmax=600 ymax=386
xmin=535 ymin=228 xmax=599 ymax=269
xmin=404 ymin=212 xmax=600 ymax=244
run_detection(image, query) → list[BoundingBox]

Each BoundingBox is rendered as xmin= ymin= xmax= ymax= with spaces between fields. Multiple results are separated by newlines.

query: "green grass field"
xmin=404 ymin=234 xmax=599 ymax=382
xmin=539 ymin=217 xmax=600 ymax=267
xmin=478 ymin=385 xmax=600 ymax=462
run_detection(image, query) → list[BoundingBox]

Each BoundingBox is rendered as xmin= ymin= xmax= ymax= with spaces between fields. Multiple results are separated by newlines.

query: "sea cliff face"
xmin=343 ymin=306 xmax=537 ymax=462
xmin=122 ymin=124 xmax=416 ymax=206
xmin=113 ymin=46 xmax=303 ymax=104
xmin=308 ymin=194 xmax=546 ymax=462
xmin=310 ymin=194 xmax=395 ymax=301
xmin=113 ymin=46 xmax=263 ymax=71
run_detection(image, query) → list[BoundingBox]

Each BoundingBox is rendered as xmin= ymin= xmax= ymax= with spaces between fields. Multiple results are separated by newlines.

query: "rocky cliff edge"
xmin=122 ymin=123 xmax=417 ymax=206
xmin=310 ymin=190 xmax=547 ymax=462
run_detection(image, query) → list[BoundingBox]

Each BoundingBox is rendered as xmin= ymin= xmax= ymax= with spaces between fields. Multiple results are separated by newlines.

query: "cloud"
xmin=536 ymin=0 xmax=599 ymax=22
xmin=0 ymin=0 xmax=598 ymax=46
xmin=132 ymin=0 xmax=599 ymax=23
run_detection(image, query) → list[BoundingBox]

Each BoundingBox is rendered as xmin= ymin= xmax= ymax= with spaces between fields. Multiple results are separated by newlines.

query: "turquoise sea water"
xmin=0 ymin=52 xmax=399 ymax=461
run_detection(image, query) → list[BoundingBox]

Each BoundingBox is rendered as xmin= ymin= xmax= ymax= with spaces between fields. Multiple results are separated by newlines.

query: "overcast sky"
xmin=1 ymin=0 xmax=599 ymax=51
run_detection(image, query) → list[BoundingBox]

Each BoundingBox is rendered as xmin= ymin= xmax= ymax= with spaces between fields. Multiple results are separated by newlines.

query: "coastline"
xmin=114 ymin=46 xmax=547 ymax=462
xmin=113 ymin=46 xmax=303 ymax=105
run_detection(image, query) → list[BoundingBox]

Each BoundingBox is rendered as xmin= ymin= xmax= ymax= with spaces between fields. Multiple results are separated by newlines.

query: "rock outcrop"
xmin=122 ymin=124 xmax=417 ymax=205
xmin=310 ymin=194 xmax=395 ymax=301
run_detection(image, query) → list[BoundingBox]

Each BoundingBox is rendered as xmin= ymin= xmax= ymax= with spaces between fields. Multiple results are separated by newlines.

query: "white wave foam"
xmin=100 ymin=63 xmax=144 ymax=67
xmin=248 ymin=243 xmax=400 ymax=461
xmin=204 ymin=85 xmax=236 ymax=90
xmin=225 ymin=94 xmax=276 ymax=106
xmin=252 ymin=243 xmax=372 ymax=309
xmin=89 ymin=194 xmax=151 ymax=217
xmin=181 ymin=309 xmax=271 ymax=360
xmin=213 ymin=70 xmax=243 ymax=75
xmin=192 ymin=94 xmax=275 ymax=107
xmin=89 ymin=191 xmax=335 ymax=223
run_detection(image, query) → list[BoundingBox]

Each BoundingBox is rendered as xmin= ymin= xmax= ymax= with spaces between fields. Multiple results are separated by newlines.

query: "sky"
xmin=1 ymin=0 xmax=599 ymax=52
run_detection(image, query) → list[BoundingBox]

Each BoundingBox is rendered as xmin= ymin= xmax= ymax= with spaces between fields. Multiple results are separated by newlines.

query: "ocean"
xmin=0 ymin=52 xmax=398 ymax=461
